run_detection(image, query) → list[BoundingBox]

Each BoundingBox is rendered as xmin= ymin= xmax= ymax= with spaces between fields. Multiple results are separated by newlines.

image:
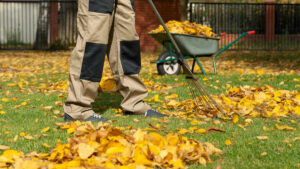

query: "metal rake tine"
xmin=189 ymin=84 xmax=215 ymax=114
xmin=189 ymin=80 xmax=214 ymax=110
xmin=191 ymin=79 xmax=229 ymax=117
xmin=191 ymin=80 xmax=215 ymax=109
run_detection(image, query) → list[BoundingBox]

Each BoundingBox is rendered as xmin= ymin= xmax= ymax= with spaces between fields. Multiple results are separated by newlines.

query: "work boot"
xmin=64 ymin=113 xmax=108 ymax=122
xmin=124 ymin=109 xmax=168 ymax=118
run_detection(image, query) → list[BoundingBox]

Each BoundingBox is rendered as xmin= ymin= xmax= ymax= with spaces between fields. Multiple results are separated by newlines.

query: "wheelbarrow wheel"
xmin=157 ymin=51 xmax=181 ymax=75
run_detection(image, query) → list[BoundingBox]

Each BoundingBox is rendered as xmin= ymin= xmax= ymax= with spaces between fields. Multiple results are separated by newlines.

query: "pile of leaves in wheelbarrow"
xmin=0 ymin=122 xmax=222 ymax=169
xmin=150 ymin=20 xmax=218 ymax=38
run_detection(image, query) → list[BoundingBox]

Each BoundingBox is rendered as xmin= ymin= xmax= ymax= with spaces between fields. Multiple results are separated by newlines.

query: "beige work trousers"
xmin=64 ymin=0 xmax=151 ymax=120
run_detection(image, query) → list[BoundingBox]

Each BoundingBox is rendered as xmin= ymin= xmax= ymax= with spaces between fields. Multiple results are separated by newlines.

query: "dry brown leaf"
xmin=207 ymin=127 xmax=225 ymax=133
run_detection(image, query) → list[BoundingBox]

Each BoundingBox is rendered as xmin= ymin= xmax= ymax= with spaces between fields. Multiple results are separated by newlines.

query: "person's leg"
xmin=64 ymin=0 xmax=114 ymax=120
xmin=107 ymin=0 xmax=152 ymax=115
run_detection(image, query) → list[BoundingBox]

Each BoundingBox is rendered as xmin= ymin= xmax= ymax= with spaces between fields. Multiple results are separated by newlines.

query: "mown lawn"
xmin=0 ymin=51 xmax=299 ymax=168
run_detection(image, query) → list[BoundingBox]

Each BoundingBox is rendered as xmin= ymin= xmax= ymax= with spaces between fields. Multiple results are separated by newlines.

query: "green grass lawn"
xmin=0 ymin=51 xmax=299 ymax=168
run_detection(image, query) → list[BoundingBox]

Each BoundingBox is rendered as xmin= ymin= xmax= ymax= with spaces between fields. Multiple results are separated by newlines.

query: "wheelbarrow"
xmin=149 ymin=30 xmax=255 ymax=75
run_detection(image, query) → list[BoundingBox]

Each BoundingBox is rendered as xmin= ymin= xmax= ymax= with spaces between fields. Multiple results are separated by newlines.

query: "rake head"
xmin=182 ymin=64 xmax=228 ymax=118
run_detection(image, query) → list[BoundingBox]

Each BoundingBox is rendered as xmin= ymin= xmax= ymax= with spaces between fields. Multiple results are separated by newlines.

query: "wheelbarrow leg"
xmin=195 ymin=57 xmax=206 ymax=75
xmin=168 ymin=42 xmax=175 ymax=67
xmin=191 ymin=58 xmax=196 ymax=73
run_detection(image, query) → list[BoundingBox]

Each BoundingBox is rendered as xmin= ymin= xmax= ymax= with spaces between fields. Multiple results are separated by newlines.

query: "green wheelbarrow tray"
xmin=149 ymin=33 xmax=220 ymax=56
xmin=149 ymin=31 xmax=255 ymax=75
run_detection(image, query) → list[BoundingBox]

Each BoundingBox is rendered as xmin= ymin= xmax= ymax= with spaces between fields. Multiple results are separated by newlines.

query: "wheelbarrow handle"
xmin=219 ymin=32 xmax=227 ymax=36
xmin=248 ymin=31 xmax=256 ymax=35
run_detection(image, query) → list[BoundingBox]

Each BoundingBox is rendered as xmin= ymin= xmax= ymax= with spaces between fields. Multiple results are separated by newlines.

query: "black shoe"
xmin=124 ymin=109 xmax=168 ymax=118
xmin=145 ymin=109 xmax=168 ymax=117
xmin=64 ymin=113 xmax=108 ymax=122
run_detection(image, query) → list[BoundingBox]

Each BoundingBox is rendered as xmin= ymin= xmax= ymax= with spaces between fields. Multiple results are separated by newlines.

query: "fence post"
xmin=50 ymin=2 xmax=58 ymax=44
xmin=265 ymin=0 xmax=275 ymax=41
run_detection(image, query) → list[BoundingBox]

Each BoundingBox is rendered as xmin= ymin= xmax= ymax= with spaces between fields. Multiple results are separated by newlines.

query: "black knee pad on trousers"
xmin=120 ymin=40 xmax=141 ymax=75
xmin=89 ymin=0 xmax=114 ymax=14
xmin=80 ymin=42 xmax=106 ymax=82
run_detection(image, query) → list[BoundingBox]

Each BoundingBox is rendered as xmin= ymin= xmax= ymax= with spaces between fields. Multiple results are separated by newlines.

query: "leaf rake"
xmin=148 ymin=0 xmax=228 ymax=118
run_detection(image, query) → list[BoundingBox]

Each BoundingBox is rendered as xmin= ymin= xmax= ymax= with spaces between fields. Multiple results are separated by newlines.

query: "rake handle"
xmin=147 ymin=0 xmax=194 ymax=77
xmin=147 ymin=0 xmax=228 ymax=117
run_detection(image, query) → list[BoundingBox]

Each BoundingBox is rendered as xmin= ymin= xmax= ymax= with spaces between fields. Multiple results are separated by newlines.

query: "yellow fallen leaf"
xmin=275 ymin=124 xmax=296 ymax=131
xmin=41 ymin=127 xmax=50 ymax=133
xmin=195 ymin=129 xmax=206 ymax=133
xmin=293 ymin=137 xmax=300 ymax=141
xmin=225 ymin=139 xmax=232 ymax=146
xmin=263 ymin=126 xmax=270 ymax=131
xmin=99 ymin=77 xmax=118 ymax=93
xmin=257 ymin=69 xmax=265 ymax=75
xmin=173 ymin=159 xmax=185 ymax=168
xmin=1 ymin=98 xmax=9 ymax=102
xmin=105 ymin=146 xmax=124 ymax=155
xmin=13 ymin=135 xmax=18 ymax=142
xmin=24 ymin=135 xmax=34 ymax=140
xmin=189 ymin=126 xmax=197 ymax=131
xmin=190 ymin=120 xmax=198 ymax=125
xmin=233 ymin=114 xmax=239 ymax=124
xmin=256 ymin=136 xmax=268 ymax=140
xmin=20 ymin=102 xmax=27 ymax=106
xmin=7 ymin=83 xmax=16 ymax=87
xmin=178 ymin=128 xmax=189 ymax=135
xmin=164 ymin=94 xmax=178 ymax=100
xmin=0 ymin=145 xmax=10 ymax=150
xmin=53 ymin=110 xmax=60 ymax=115
xmin=244 ymin=118 xmax=253 ymax=124
xmin=153 ymin=95 xmax=162 ymax=102
xmin=2 ymin=149 xmax=21 ymax=160
xmin=17 ymin=82 xmax=23 ymax=88
xmin=238 ymin=124 xmax=245 ymax=130
xmin=261 ymin=152 xmax=267 ymax=156
xmin=43 ymin=106 xmax=53 ymax=111
xmin=67 ymin=127 xmax=75 ymax=134
xmin=78 ymin=143 xmax=94 ymax=159
xmin=167 ymin=100 xmax=180 ymax=107
xmin=42 ymin=143 xmax=50 ymax=148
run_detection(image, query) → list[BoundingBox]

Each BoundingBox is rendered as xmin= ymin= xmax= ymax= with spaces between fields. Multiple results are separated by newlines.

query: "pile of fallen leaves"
xmin=0 ymin=122 xmax=222 ymax=169
xmin=162 ymin=85 xmax=300 ymax=119
xmin=218 ymin=85 xmax=300 ymax=118
xmin=150 ymin=20 xmax=218 ymax=38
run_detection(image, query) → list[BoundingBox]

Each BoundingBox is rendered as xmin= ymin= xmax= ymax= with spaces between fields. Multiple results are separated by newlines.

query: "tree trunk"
xmin=180 ymin=0 xmax=189 ymax=21
xmin=34 ymin=2 xmax=50 ymax=49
